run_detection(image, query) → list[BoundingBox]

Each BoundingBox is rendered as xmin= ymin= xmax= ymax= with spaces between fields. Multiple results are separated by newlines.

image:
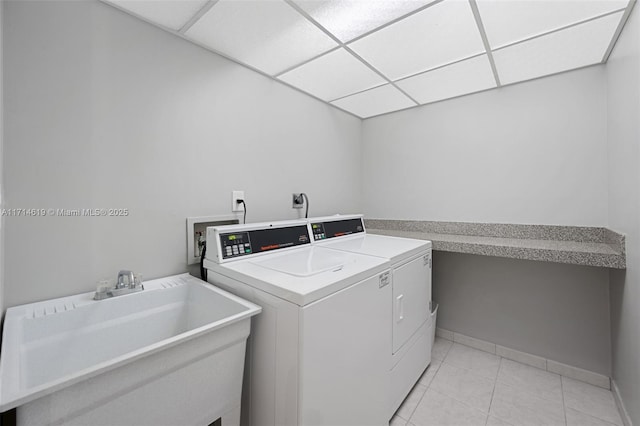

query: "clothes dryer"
xmin=310 ymin=214 xmax=433 ymax=417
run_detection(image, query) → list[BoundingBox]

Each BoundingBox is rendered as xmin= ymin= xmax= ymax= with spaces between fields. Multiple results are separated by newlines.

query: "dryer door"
xmin=392 ymin=251 xmax=431 ymax=353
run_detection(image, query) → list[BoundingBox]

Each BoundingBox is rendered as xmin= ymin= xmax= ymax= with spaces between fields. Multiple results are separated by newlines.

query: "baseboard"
xmin=436 ymin=327 xmax=610 ymax=389
xmin=546 ymin=359 xmax=610 ymax=389
xmin=612 ymin=379 xmax=634 ymax=426
xmin=435 ymin=328 xmax=453 ymax=341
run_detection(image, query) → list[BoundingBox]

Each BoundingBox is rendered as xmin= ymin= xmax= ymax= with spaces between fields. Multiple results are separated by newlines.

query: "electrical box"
xmin=186 ymin=215 xmax=239 ymax=265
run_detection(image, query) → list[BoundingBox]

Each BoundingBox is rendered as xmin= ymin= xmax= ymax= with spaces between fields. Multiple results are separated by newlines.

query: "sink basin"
xmin=0 ymin=273 xmax=261 ymax=425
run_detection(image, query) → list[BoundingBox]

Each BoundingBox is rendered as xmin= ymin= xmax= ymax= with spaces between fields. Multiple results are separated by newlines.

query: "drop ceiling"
xmin=104 ymin=0 xmax=635 ymax=119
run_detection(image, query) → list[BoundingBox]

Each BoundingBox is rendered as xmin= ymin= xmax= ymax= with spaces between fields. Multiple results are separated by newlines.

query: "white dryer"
xmin=310 ymin=214 xmax=433 ymax=418
xmin=203 ymin=220 xmax=391 ymax=426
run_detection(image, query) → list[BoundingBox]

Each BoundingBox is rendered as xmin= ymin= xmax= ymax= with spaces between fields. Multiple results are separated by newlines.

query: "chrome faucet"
xmin=94 ymin=270 xmax=144 ymax=300
xmin=116 ymin=270 xmax=135 ymax=289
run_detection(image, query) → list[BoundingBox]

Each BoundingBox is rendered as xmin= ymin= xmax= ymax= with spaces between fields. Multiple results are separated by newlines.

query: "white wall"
xmin=607 ymin=3 xmax=640 ymax=424
xmin=362 ymin=66 xmax=608 ymax=226
xmin=361 ymin=66 xmax=612 ymax=376
xmin=3 ymin=0 xmax=362 ymax=307
xmin=0 ymin=0 xmax=4 ymax=316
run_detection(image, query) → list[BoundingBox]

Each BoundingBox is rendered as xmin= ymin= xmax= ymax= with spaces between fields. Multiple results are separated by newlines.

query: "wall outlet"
xmin=232 ymin=190 xmax=245 ymax=212
xmin=292 ymin=193 xmax=304 ymax=209
xmin=186 ymin=215 xmax=239 ymax=265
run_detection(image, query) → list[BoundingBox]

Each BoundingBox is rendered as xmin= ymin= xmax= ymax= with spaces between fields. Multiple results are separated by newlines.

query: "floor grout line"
xmin=404 ymin=347 xmax=447 ymax=424
xmin=426 ymin=387 xmax=493 ymax=424
xmin=566 ymin=408 xmax=624 ymax=426
xmin=485 ymin=356 xmax=503 ymax=424
xmin=561 ymin=378 xmax=625 ymax=426
xmin=421 ymin=359 xmax=442 ymax=388
xmin=402 ymin=381 xmax=429 ymax=424
xmin=560 ymin=375 xmax=568 ymax=426
xmin=411 ymin=382 xmax=429 ymax=418
xmin=397 ymin=361 xmax=444 ymax=424
xmin=427 ymin=353 xmax=498 ymax=421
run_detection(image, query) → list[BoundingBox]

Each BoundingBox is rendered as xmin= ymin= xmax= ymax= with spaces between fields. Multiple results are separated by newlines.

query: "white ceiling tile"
xmin=278 ymin=49 xmax=387 ymax=101
xmin=396 ymin=55 xmax=496 ymax=104
xmin=331 ymin=84 xmax=416 ymax=118
xmin=185 ymin=0 xmax=338 ymax=75
xmin=291 ymin=0 xmax=437 ymax=42
xmin=477 ymin=0 xmax=629 ymax=49
xmin=493 ymin=11 xmax=623 ymax=85
xmin=105 ymin=0 xmax=209 ymax=31
xmin=348 ymin=0 xmax=486 ymax=80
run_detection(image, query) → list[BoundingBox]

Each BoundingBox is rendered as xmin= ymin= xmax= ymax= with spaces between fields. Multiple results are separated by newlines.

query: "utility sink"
xmin=0 ymin=273 xmax=261 ymax=425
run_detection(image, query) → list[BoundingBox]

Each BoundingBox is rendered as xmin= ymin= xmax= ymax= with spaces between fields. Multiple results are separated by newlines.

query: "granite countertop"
xmin=365 ymin=220 xmax=626 ymax=269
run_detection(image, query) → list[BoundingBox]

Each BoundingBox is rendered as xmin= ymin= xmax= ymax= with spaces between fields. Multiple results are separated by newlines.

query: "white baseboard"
xmin=435 ymin=327 xmax=453 ymax=341
xmin=612 ymin=380 xmax=634 ymax=426
xmin=453 ymin=333 xmax=496 ymax=354
xmin=496 ymin=344 xmax=546 ymax=370
xmin=547 ymin=359 xmax=610 ymax=389
xmin=435 ymin=327 xmax=610 ymax=389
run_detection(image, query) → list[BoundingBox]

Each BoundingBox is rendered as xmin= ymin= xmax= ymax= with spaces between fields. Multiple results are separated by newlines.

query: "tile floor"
xmin=391 ymin=338 xmax=624 ymax=426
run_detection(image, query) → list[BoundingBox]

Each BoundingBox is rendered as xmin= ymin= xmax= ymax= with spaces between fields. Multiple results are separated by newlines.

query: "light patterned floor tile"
xmin=497 ymin=358 xmax=562 ymax=403
xmin=490 ymin=381 xmax=565 ymax=426
xmin=442 ymin=343 xmax=501 ymax=380
xmin=409 ymin=389 xmax=487 ymax=426
xmin=562 ymin=377 xmax=623 ymax=425
xmin=566 ymin=407 xmax=621 ymax=426
xmin=418 ymin=359 xmax=441 ymax=387
xmin=430 ymin=362 xmax=495 ymax=412
xmin=396 ymin=383 xmax=427 ymax=421
xmin=432 ymin=337 xmax=453 ymax=361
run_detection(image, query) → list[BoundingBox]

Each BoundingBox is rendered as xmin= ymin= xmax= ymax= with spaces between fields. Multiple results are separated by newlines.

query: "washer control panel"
xmin=219 ymin=224 xmax=310 ymax=260
xmin=220 ymin=232 xmax=252 ymax=259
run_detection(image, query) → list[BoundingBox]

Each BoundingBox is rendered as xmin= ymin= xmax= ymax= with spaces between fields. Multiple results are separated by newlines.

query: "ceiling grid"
xmin=468 ymin=0 xmax=501 ymax=87
xmin=103 ymin=0 xmax=637 ymax=119
xmin=178 ymin=0 xmax=219 ymax=34
xmin=491 ymin=8 xmax=627 ymax=53
xmin=602 ymin=0 xmax=638 ymax=61
xmin=282 ymin=0 xmax=421 ymax=107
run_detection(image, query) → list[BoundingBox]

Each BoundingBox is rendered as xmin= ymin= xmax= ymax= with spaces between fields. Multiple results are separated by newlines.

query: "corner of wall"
xmin=358 ymin=116 xmax=365 ymax=215
xmin=1 ymin=0 xmax=5 ymax=318
xmin=605 ymin=0 xmax=640 ymax=424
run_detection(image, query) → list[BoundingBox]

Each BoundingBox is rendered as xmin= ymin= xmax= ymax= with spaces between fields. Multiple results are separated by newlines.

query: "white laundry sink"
xmin=0 ymin=273 xmax=261 ymax=425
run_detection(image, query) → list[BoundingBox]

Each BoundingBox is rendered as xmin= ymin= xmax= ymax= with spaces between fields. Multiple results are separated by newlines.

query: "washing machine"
xmin=310 ymin=214 xmax=433 ymax=418
xmin=203 ymin=219 xmax=391 ymax=426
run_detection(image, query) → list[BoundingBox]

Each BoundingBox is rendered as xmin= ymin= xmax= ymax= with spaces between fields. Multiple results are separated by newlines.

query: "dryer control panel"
xmin=310 ymin=217 xmax=365 ymax=241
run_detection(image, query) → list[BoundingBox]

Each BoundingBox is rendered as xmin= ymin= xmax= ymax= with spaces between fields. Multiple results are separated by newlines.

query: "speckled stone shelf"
xmin=365 ymin=220 xmax=626 ymax=269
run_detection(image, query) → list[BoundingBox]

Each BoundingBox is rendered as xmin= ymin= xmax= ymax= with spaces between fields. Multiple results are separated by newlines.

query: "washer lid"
xmin=250 ymin=248 xmax=350 ymax=277
xmin=206 ymin=246 xmax=389 ymax=306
